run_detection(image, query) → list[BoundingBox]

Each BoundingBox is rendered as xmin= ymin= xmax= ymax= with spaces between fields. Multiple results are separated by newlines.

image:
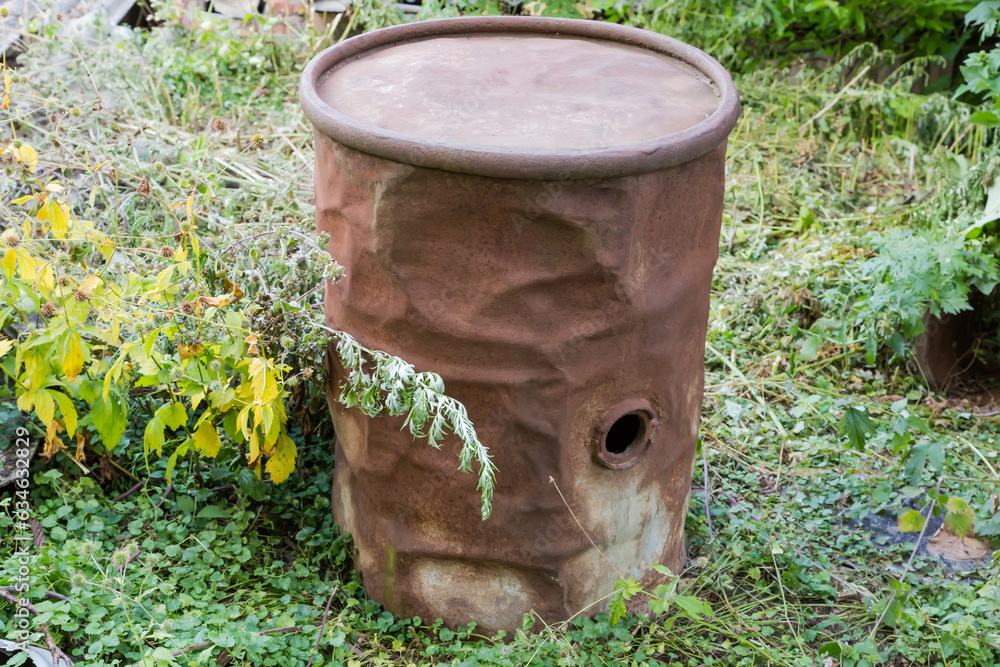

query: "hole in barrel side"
xmin=603 ymin=412 xmax=647 ymax=455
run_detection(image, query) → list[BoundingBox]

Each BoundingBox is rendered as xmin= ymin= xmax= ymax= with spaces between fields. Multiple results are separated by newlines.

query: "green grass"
xmin=0 ymin=4 xmax=998 ymax=666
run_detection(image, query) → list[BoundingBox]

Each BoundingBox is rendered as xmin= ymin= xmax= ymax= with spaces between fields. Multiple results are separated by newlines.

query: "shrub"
xmin=0 ymin=4 xmax=494 ymax=516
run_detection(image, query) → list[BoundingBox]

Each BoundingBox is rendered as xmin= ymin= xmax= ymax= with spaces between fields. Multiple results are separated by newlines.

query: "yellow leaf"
xmin=154 ymin=265 xmax=175 ymax=295
xmin=172 ymin=246 xmax=187 ymax=262
xmin=15 ymin=248 xmax=36 ymax=281
xmin=34 ymin=388 xmax=55 ymax=425
xmin=0 ymin=249 xmax=14 ymax=280
xmin=265 ymin=431 xmax=297 ymax=484
xmin=17 ymin=389 xmax=35 ymax=413
xmin=63 ymin=332 xmax=84 ymax=380
xmin=38 ymin=200 xmax=70 ymax=235
xmin=81 ymin=274 xmax=102 ymax=292
xmin=11 ymin=194 xmax=33 ymax=205
xmin=178 ymin=343 xmax=203 ymax=361
xmin=222 ymin=276 xmax=244 ymax=301
xmin=10 ymin=144 xmax=39 ymax=172
xmin=51 ymin=389 xmax=77 ymax=437
xmin=244 ymin=333 xmax=259 ymax=355
xmin=197 ymin=295 xmax=232 ymax=309
xmin=34 ymin=261 xmax=54 ymax=291
xmin=23 ymin=348 xmax=48 ymax=391
xmin=247 ymin=428 xmax=260 ymax=466
xmin=75 ymin=432 xmax=88 ymax=463
xmin=190 ymin=391 xmax=205 ymax=412
xmin=42 ymin=420 xmax=66 ymax=460
xmin=193 ymin=420 xmax=221 ymax=457
xmin=0 ymin=338 xmax=12 ymax=358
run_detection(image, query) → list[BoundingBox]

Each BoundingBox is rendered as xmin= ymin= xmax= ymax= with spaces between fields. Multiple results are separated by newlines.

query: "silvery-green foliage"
xmin=332 ymin=330 xmax=496 ymax=519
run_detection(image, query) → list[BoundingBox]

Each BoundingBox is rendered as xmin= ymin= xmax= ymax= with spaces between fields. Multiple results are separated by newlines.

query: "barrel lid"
xmin=300 ymin=17 xmax=740 ymax=179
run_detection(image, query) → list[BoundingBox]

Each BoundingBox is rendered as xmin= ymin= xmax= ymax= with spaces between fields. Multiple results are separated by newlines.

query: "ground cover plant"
xmin=1 ymin=1 xmax=999 ymax=666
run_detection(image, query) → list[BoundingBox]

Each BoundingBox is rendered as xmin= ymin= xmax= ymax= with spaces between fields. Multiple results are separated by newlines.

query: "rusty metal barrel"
xmin=300 ymin=16 xmax=740 ymax=633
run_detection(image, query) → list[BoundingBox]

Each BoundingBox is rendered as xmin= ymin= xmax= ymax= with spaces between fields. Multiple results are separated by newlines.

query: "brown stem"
xmin=112 ymin=480 xmax=145 ymax=502
xmin=153 ymin=482 xmax=173 ymax=509
xmin=306 ymin=585 xmax=340 ymax=667
xmin=0 ymin=588 xmax=75 ymax=666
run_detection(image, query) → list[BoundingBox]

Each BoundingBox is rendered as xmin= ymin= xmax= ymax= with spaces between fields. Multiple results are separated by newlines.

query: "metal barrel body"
xmin=301 ymin=16 xmax=740 ymax=633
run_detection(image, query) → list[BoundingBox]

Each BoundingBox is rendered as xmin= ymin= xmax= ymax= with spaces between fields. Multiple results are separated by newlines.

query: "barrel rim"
xmin=299 ymin=16 xmax=741 ymax=179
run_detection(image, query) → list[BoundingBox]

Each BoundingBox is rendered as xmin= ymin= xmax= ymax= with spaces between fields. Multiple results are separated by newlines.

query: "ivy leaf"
xmin=977 ymin=513 xmax=1000 ymax=537
xmin=944 ymin=496 xmax=976 ymax=537
xmin=897 ymin=509 xmax=927 ymax=533
xmin=838 ymin=405 xmax=877 ymax=450
xmin=904 ymin=442 xmax=946 ymax=485
xmin=799 ymin=334 xmax=821 ymax=361
xmin=5 ymin=651 xmax=28 ymax=667
xmin=196 ymin=505 xmax=230 ymax=519
xmin=236 ymin=466 xmax=267 ymax=501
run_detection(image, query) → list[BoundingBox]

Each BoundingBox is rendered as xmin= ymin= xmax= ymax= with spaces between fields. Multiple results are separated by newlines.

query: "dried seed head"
xmin=180 ymin=300 xmax=195 ymax=315
xmin=57 ymin=275 xmax=71 ymax=287
xmin=111 ymin=548 xmax=129 ymax=568
xmin=983 ymin=173 xmax=995 ymax=189
xmin=301 ymin=367 xmax=314 ymax=379
xmin=159 ymin=245 xmax=173 ymax=258
xmin=73 ymin=289 xmax=88 ymax=302
xmin=136 ymin=176 xmax=150 ymax=199
xmin=211 ymin=118 xmax=228 ymax=133
xmin=251 ymin=134 xmax=265 ymax=149
xmin=40 ymin=302 xmax=57 ymax=317
xmin=1 ymin=229 xmax=21 ymax=248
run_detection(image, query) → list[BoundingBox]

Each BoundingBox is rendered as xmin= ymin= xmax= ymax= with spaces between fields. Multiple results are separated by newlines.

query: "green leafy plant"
xmin=0 ymin=7 xmax=495 ymax=516
xmin=956 ymin=1 xmax=1000 ymax=126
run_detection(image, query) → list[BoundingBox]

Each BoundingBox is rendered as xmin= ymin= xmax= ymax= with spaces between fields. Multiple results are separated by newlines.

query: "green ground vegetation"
xmin=1 ymin=1 xmax=999 ymax=666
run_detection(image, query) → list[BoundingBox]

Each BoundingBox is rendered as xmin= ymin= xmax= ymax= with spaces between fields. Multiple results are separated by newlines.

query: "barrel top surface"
xmin=300 ymin=17 xmax=741 ymax=179
xmin=317 ymin=34 xmax=720 ymax=151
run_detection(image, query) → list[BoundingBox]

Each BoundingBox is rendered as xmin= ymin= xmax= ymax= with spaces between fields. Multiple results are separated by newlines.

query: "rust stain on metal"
xmin=302 ymin=16 xmax=740 ymax=634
